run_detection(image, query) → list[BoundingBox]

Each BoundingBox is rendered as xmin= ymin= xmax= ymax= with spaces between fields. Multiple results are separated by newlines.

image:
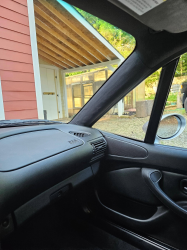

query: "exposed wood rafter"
xmin=35 ymin=18 xmax=93 ymax=65
xmin=38 ymin=49 xmax=70 ymax=69
xmin=38 ymin=0 xmax=110 ymax=60
xmin=39 ymin=55 xmax=65 ymax=69
xmin=34 ymin=3 xmax=104 ymax=63
xmin=36 ymin=28 xmax=86 ymax=66
xmin=34 ymin=5 xmax=100 ymax=63
xmin=37 ymin=36 xmax=81 ymax=67
xmin=34 ymin=0 xmax=122 ymax=71
xmin=37 ymin=43 xmax=77 ymax=68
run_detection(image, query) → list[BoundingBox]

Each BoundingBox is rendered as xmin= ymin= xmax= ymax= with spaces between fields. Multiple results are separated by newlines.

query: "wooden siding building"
xmin=0 ymin=0 xmax=124 ymax=120
xmin=0 ymin=0 xmax=38 ymax=120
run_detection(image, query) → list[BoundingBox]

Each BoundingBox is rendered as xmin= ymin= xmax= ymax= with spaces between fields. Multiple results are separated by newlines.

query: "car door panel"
xmin=95 ymin=131 xmax=187 ymax=250
xmin=103 ymin=131 xmax=187 ymax=173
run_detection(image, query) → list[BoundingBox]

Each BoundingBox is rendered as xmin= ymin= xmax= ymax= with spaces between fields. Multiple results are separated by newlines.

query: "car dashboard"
xmin=0 ymin=123 xmax=107 ymax=235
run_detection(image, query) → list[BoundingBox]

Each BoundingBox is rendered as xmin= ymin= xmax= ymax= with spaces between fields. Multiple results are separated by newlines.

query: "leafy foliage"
xmin=144 ymin=53 xmax=187 ymax=88
xmin=167 ymin=93 xmax=178 ymax=102
xmin=145 ymin=94 xmax=155 ymax=100
xmin=75 ymin=7 xmax=135 ymax=58
xmin=65 ymin=70 xmax=88 ymax=77
xmin=145 ymin=68 xmax=162 ymax=88
xmin=175 ymin=53 xmax=187 ymax=77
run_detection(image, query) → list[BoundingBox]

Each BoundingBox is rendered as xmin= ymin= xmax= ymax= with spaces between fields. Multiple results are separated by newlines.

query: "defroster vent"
xmin=69 ymin=131 xmax=91 ymax=137
xmin=90 ymin=138 xmax=107 ymax=162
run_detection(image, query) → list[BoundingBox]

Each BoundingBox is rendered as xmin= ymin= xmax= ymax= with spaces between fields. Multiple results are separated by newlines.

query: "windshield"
xmin=0 ymin=0 xmax=135 ymax=126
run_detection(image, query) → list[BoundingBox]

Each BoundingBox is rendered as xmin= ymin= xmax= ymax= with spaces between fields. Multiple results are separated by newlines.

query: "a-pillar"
xmin=107 ymin=64 xmax=124 ymax=117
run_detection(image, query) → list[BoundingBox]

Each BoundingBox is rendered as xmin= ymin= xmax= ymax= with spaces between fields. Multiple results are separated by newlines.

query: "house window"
xmin=66 ymin=69 xmax=111 ymax=116
xmin=83 ymin=83 xmax=93 ymax=104
xmin=72 ymin=84 xmax=82 ymax=108
xmin=94 ymin=70 xmax=106 ymax=82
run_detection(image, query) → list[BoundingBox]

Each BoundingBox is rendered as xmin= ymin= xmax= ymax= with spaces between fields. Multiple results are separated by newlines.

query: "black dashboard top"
xmin=0 ymin=123 xmax=106 ymax=223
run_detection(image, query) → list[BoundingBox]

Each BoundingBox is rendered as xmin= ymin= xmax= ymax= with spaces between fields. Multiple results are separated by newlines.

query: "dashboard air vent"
xmin=90 ymin=138 xmax=107 ymax=162
xmin=69 ymin=131 xmax=91 ymax=137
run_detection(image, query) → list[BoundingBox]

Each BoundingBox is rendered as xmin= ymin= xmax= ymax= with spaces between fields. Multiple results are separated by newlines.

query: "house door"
xmin=40 ymin=68 xmax=59 ymax=120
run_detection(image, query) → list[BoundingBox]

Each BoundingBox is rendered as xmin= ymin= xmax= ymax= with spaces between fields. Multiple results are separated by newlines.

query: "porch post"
xmin=118 ymin=99 xmax=124 ymax=117
xmin=0 ymin=78 xmax=5 ymax=120
xmin=61 ymin=71 xmax=69 ymax=118
xmin=27 ymin=0 xmax=44 ymax=119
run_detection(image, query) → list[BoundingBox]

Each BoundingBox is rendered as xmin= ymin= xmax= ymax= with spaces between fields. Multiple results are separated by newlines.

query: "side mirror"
xmin=142 ymin=114 xmax=186 ymax=142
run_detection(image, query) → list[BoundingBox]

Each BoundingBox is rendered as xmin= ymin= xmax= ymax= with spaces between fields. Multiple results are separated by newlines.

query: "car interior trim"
xmin=145 ymin=58 xmax=179 ymax=143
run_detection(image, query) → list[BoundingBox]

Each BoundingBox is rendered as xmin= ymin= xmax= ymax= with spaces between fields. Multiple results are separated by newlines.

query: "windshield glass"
xmin=0 ymin=0 xmax=135 ymax=125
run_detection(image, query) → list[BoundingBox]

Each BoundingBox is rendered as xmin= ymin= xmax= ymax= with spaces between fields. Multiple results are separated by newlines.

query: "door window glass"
xmin=93 ymin=69 xmax=162 ymax=141
xmin=156 ymin=53 xmax=187 ymax=148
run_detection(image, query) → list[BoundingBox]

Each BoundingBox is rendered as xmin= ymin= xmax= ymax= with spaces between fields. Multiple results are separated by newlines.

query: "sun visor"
xmin=110 ymin=0 xmax=166 ymax=16
xmin=108 ymin=0 xmax=187 ymax=34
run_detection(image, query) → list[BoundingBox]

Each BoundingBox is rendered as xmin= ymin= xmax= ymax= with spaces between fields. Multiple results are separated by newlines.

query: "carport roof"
xmin=34 ymin=0 xmax=124 ymax=72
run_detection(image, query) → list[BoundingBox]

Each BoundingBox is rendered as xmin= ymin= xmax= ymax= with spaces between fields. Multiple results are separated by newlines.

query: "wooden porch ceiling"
xmin=34 ymin=0 xmax=121 ymax=70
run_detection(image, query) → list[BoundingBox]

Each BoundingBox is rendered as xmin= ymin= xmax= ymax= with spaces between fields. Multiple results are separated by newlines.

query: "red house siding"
xmin=0 ymin=0 xmax=38 ymax=119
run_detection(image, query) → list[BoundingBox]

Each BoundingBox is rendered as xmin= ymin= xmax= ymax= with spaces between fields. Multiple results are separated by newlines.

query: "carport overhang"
xmin=33 ymin=0 xmax=124 ymax=118
xmin=34 ymin=0 xmax=124 ymax=70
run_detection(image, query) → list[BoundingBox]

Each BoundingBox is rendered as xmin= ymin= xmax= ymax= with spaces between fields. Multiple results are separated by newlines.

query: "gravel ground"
xmin=59 ymin=108 xmax=187 ymax=149
xmin=93 ymin=115 xmax=149 ymax=141
xmin=158 ymin=109 xmax=187 ymax=148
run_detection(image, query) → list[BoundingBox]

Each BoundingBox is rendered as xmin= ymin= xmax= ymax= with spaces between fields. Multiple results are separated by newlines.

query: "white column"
xmin=55 ymin=69 xmax=63 ymax=119
xmin=27 ymin=0 xmax=44 ymax=119
xmin=107 ymin=64 xmax=115 ymax=72
xmin=118 ymin=99 xmax=124 ymax=117
xmin=61 ymin=71 xmax=69 ymax=118
xmin=0 ymin=78 xmax=5 ymax=120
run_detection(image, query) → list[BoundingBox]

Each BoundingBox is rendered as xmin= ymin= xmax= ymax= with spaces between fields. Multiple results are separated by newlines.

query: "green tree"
xmin=145 ymin=69 xmax=162 ymax=88
xmin=75 ymin=7 xmax=135 ymax=58
xmin=175 ymin=53 xmax=187 ymax=77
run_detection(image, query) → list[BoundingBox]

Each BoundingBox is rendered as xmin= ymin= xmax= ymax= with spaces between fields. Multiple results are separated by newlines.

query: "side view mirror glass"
xmin=157 ymin=115 xmax=180 ymax=139
xmin=142 ymin=114 xmax=186 ymax=142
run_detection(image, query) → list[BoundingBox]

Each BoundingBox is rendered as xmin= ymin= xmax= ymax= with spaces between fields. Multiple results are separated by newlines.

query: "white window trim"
xmin=60 ymin=71 xmax=69 ymax=118
xmin=55 ymin=69 xmax=63 ymax=119
xmin=27 ymin=0 xmax=44 ymax=119
xmin=63 ymin=60 xmax=121 ymax=74
xmin=0 ymin=77 xmax=5 ymax=120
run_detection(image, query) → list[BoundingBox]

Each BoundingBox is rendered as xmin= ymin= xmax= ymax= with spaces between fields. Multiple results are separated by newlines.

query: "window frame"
xmin=144 ymin=58 xmax=179 ymax=144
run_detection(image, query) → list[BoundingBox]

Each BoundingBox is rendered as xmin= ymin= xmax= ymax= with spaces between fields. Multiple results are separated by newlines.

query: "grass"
xmin=145 ymin=92 xmax=177 ymax=101
xmin=145 ymin=94 xmax=155 ymax=100
xmin=145 ymin=92 xmax=178 ymax=106
xmin=163 ymin=108 xmax=186 ymax=115
xmin=167 ymin=93 xmax=177 ymax=102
